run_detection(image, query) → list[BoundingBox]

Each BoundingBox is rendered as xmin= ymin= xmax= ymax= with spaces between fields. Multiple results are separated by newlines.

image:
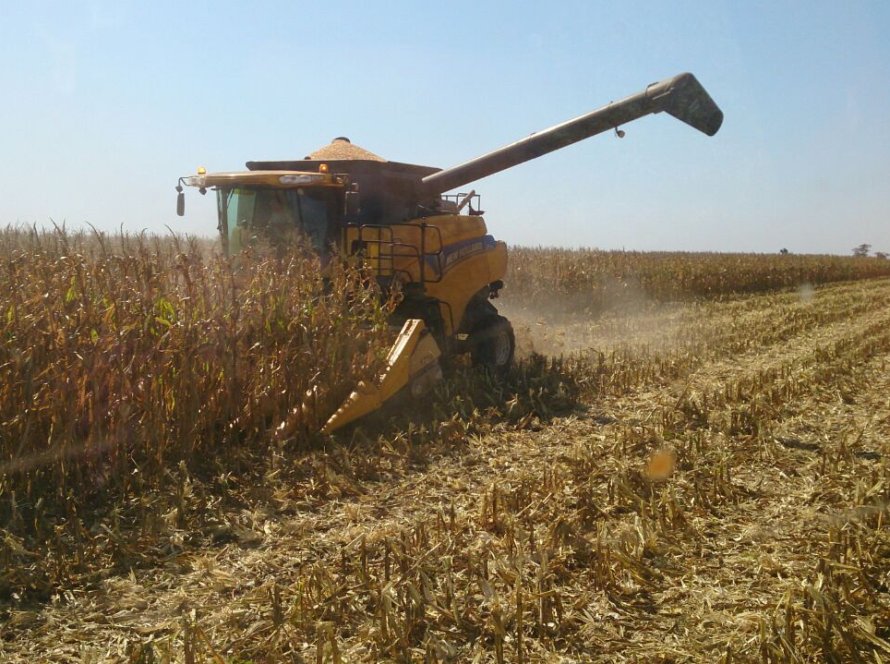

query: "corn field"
xmin=507 ymin=246 xmax=890 ymax=313
xmin=0 ymin=228 xmax=390 ymax=594
xmin=1 ymin=229 xmax=889 ymax=662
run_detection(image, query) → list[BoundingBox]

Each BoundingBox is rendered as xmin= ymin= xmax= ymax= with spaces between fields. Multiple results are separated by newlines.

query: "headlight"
xmin=279 ymin=174 xmax=325 ymax=185
xmin=184 ymin=175 xmax=206 ymax=187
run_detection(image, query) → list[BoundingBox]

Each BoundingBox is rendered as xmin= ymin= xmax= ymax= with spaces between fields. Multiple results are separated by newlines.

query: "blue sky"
xmin=2 ymin=1 xmax=888 ymax=254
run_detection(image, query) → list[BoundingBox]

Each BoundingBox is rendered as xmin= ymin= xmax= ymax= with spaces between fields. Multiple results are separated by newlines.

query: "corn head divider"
xmin=176 ymin=72 xmax=723 ymax=433
xmin=321 ymin=318 xmax=442 ymax=434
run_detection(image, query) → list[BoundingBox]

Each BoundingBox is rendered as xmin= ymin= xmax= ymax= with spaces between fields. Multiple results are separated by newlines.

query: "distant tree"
xmin=852 ymin=243 xmax=871 ymax=257
xmin=779 ymin=248 xmax=789 ymax=255
xmin=876 ymin=251 xmax=889 ymax=260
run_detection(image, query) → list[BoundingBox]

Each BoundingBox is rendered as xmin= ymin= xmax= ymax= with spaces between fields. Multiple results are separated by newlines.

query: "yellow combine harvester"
xmin=176 ymin=72 xmax=723 ymax=433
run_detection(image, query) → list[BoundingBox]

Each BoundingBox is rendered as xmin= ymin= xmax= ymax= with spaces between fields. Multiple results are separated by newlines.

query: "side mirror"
xmin=176 ymin=191 xmax=185 ymax=217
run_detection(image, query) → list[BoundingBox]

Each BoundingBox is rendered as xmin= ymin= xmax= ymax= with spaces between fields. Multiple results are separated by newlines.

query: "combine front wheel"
xmin=470 ymin=315 xmax=515 ymax=373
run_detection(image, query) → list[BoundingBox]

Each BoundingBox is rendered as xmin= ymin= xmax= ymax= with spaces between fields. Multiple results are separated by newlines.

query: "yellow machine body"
xmin=344 ymin=214 xmax=508 ymax=337
xmin=180 ymin=169 xmax=512 ymax=433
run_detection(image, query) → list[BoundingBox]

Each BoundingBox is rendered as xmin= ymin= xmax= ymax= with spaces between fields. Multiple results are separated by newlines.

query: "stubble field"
xmin=1 ymin=232 xmax=889 ymax=662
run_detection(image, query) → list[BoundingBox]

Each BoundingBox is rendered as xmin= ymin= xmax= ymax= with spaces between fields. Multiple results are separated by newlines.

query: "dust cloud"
xmin=496 ymin=290 xmax=698 ymax=359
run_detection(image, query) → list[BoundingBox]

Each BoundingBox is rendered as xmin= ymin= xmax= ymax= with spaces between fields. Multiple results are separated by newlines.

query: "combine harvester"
xmin=176 ymin=72 xmax=723 ymax=433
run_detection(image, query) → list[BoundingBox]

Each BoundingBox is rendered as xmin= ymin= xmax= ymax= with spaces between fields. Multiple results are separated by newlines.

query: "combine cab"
xmin=176 ymin=72 xmax=723 ymax=432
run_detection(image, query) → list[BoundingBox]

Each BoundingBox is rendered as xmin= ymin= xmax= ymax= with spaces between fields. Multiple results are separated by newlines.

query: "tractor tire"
xmin=470 ymin=315 xmax=515 ymax=373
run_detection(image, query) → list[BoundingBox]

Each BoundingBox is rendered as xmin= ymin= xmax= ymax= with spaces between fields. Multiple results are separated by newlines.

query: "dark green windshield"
xmin=218 ymin=187 xmax=334 ymax=254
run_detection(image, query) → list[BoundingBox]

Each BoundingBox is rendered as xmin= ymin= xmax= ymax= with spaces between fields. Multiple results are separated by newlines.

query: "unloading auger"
xmin=176 ymin=72 xmax=723 ymax=433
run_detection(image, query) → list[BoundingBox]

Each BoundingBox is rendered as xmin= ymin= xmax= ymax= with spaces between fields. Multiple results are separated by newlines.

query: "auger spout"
xmin=419 ymin=72 xmax=722 ymax=196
